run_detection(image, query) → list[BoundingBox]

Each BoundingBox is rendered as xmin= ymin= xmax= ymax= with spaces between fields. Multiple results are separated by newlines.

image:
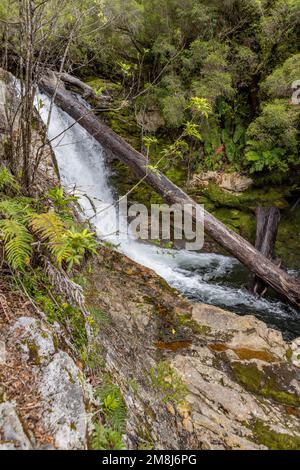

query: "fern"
xmin=0 ymin=219 xmax=33 ymax=269
xmin=96 ymin=384 xmax=127 ymax=433
xmin=30 ymin=211 xmax=72 ymax=267
xmin=30 ymin=211 xmax=97 ymax=270
xmin=30 ymin=211 xmax=65 ymax=243
xmin=0 ymin=198 xmax=34 ymax=222
xmin=91 ymin=423 xmax=125 ymax=450
xmin=0 ymin=166 xmax=20 ymax=194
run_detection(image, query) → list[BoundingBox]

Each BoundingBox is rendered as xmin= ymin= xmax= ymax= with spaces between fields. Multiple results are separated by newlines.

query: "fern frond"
xmin=0 ymin=166 xmax=20 ymax=193
xmin=0 ymin=198 xmax=34 ymax=222
xmin=30 ymin=211 xmax=65 ymax=243
xmin=30 ymin=211 xmax=70 ymax=266
xmin=0 ymin=219 xmax=33 ymax=269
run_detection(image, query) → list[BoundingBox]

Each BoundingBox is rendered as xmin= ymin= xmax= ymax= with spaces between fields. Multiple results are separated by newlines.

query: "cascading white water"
xmin=37 ymin=92 xmax=299 ymax=340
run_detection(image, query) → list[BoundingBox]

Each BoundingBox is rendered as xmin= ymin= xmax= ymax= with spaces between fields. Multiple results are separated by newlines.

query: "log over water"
xmin=40 ymin=73 xmax=300 ymax=310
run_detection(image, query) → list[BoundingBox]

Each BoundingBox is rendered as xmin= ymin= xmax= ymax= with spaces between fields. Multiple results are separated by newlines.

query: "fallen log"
xmin=39 ymin=73 xmax=300 ymax=310
xmin=59 ymin=72 xmax=111 ymax=103
xmin=249 ymin=207 xmax=281 ymax=296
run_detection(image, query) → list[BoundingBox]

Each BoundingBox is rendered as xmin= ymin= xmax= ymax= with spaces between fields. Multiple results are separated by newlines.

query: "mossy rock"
xmin=253 ymin=420 xmax=300 ymax=450
xmin=232 ymin=362 xmax=300 ymax=407
xmin=204 ymin=182 xmax=290 ymax=210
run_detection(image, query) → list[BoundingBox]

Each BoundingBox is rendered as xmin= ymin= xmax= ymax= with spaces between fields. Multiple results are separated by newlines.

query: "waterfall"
xmin=37 ymin=92 xmax=299 ymax=340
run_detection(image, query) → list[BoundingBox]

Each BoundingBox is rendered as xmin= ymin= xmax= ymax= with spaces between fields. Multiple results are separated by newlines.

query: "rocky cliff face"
xmin=1 ymin=245 xmax=300 ymax=450
xmin=83 ymin=248 xmax=300 ymax=450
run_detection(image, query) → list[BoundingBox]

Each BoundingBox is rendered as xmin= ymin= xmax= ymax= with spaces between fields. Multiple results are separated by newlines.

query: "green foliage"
xmin=92 ymin=423 xmax=125 ymax=450
xmin=261 ymin=54 xmax=300 ymax=99
xmin=188 ymin=97 xmax=212 ymax=118
xmin=20 ymin=268 xmax=89 ymax=351
xmin=0 ymin=166 xmax=20 ymax=194
xmin=0 ymin=219 xmax=33 ymax=270
xmin=89 ymin=306 xmax=110 ymax=325
xmin=30 ymin=212 xmax=97 ymax=271
xmin=47 ymin=186 xmax=78 ymax=216
xmin=149 ymin=360 xmax=187 ymax=404
xmin=96 ymin=383 xmax=127 ymax=433
xmin=92 ymin=382 xmax=127 ymax=450
xmin=245 ymin=100 xmax=299 ymax=179
xmin=161 ymin=94 xmax=187 ymax=128
xmin=0 ymin=197 xmax=34 ymax=223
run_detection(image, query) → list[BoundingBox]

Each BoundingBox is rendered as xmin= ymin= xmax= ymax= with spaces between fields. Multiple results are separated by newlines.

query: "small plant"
xmin=0 ymin=219 xmax=33 ymax=270
xmin=47 ymin=186 xmax=78 ymax=216
xmin=96 ymin=383 xmax=127 ymax=433
xmin=188 ymin=97 xmax=212 ymax=118
xmin=92 ymin=423 xmax=125 ymax=450
xmin=149 ymin=361 xmax=187 ymax=404
xmin=89 ymin=306 xmax=110 ymax=325
xmin=30 ymin=211 xmax=97 ymax=271
xmin=0 ymin=166 xmax=20 ymax=194
xmin=92 ymin=382 xmax=127 ymax=450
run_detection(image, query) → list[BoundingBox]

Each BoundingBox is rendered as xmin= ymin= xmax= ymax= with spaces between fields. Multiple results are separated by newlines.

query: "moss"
xmin=70 ymin=422 xmax=77 ymax=431
xmin=253 ymin=420 xmax=300 ymax=450
xmin=26 ymin=340 xmax=41 ymax=366
xmin=212 ymin=207 xmax=256 ymax=240
xmin=232 ymin=362 xmax=300 ymax=407
xmin=276 ymin=204 xmax=300 ymax=269
xmin=52 ymin=333 xmax=59 ymax=352
xmin=149 ymin=360 xmax=188 ymax=405
xmin=204 ymin=182 xmax=290 ymax=211
xmin=178 ymin=314 xmax=212 ymax=336
xmin=286 ymin=347 xmax=293 ymax=362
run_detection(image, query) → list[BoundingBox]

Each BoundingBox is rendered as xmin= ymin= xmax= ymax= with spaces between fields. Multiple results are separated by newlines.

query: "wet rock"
xmin=38 ymin=351 xmax=89 ymax=450
xmin=10 ymin=317 xmax=56 ymax=366
xmin=0 ymin=402 xmax=32 ymax=450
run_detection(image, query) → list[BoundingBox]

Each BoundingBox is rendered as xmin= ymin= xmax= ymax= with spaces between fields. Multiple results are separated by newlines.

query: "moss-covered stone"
xmin=253 ymin=420 xmax=300 ymax=450
xmin=149 ymin=361 xmax=188 ymax=405
xmin=204 ymin=182 xmax=290 ymax=210
xmin=232 ymin=362 xmax=300 ymax=407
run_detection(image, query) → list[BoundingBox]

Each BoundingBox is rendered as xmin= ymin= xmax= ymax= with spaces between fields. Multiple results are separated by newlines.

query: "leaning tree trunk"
xmin=39 ymin=73 xmax=300 ymax=310
xmin=249 ymin=207 xmax=281 ymax=296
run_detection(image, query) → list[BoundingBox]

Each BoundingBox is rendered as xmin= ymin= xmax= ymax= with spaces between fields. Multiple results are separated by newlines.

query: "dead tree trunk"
xmin=249 ymin=207 xmax=281 ymax=296
xmin=39 ymin=74 xmax=300 ymax=310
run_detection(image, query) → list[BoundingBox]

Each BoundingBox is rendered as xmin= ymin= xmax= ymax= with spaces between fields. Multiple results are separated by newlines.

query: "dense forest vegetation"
xmin=1 ymin=0 xmax=300 ymax=186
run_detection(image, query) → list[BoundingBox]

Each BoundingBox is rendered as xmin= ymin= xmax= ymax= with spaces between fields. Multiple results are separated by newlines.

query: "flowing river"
xmin=37 ymin=92 xmax=300 ymax=341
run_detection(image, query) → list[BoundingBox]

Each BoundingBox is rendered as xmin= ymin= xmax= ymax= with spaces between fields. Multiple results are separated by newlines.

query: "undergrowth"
xmin=92 ymin=382 xmax=127 ymax=450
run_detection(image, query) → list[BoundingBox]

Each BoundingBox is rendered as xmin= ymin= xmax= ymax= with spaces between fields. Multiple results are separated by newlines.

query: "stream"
xmin=38 ymin=92 xmax=300 ymax=341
